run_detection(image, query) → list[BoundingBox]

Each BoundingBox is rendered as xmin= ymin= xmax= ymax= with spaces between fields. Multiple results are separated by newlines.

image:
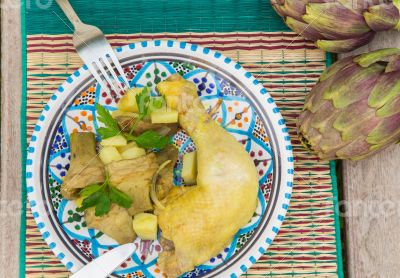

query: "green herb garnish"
xmin=77 ymin=175 xmax=132 ymax=217
xmin=135 ymin=86 xmax=151 ymax=119
xmin=135 ymin=130 xmax=171 ymax=149
xmin=96 ymin=97 xmax=171 ymax=150
xmin=128 ymin=87 xmax=152 ymax=135
xmin=96 ymin=104 xmax=121 ymax=139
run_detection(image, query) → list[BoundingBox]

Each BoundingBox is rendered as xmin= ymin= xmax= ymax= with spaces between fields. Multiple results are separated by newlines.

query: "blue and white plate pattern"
xmin=26 ymin=41 xmax=294 ymax=278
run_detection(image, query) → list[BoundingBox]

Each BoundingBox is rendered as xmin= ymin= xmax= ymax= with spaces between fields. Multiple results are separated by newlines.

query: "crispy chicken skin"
xmin=156 ymin=75 xmax=259 ymax=276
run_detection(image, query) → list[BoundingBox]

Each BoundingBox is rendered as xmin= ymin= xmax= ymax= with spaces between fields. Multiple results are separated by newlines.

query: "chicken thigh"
xmin=156 ymin=75 xmax=259 ymax=276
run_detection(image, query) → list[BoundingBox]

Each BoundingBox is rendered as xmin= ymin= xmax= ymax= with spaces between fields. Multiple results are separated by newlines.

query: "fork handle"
xmin=55 ymin=0 xmax=83 ymax=28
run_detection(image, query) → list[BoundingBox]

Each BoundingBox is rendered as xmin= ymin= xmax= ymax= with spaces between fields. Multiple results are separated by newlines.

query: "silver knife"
xmin=71 ymin=243 xmax=137 ymax=278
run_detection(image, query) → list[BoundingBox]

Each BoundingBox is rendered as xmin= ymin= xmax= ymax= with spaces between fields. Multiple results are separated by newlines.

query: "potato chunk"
xmin=132 ymin=213 xmax=158 ymax=240
xmin=112 ymin=110 xmax=138 ymax=119
xmin=118 ymin=88 xmax=142 ymax=112
xmin=182 ymin=151 xmax=197 ymax=185
xmin=151 ymin=108 xmax=179 ymax=124
xmin=100 ymin=135 xmax=127 ymax=147
xmin=120 ymin=147 xmax=146 ymax=160
xmin=117 ymin=142 xmax=138 ymax=153
xmin=99 ymin=146 xmax=123 ymax=164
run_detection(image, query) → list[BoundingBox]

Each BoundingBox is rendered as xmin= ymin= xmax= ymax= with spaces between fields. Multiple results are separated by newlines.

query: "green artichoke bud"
xmin=271 ymin=0 xmax=400 ymax=53
xmin=298 ymin=48 xmax=400 ymax=160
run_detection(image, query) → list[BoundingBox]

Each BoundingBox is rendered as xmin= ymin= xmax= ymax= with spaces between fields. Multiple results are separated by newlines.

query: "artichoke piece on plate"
xmin=85 ymin=204 xmax=136 ymax=244
xmin=61 ymin=132 xmax=105 ymax=200
xmin=154 ymin=145 xmax=179 ymax=201
xmin=115 ymin=115 xmax=179 ymax=136
xmin=107 ymin=153 xmax=159 ymax=215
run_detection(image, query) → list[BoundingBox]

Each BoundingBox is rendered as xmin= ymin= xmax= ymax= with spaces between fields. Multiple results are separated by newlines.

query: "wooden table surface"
xmin=1 ymin=1 xmax=400 ymax=277
xmin=341 ymin=31 xmax=400 ymax=278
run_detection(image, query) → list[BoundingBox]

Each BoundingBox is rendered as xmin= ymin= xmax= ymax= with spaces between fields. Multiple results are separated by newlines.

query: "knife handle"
xmin=70 ymin=243 xmax=137 ymax=278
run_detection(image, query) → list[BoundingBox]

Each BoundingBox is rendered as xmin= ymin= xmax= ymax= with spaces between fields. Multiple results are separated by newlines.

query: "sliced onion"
xmin=151 ymin=160 xmax=171 ymax=210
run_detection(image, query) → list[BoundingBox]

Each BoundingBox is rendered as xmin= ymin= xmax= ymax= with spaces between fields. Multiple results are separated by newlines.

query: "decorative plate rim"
xmin=26 ymin=40 xmax=294 ymax=278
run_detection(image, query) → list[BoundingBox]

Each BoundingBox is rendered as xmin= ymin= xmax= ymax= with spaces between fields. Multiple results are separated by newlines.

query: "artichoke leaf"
xmin=376 ymin=96 xmax=400 ymax=118
xmin=319 ymin=56 xmax=354 ymax=82
xmin=333 ymin=102 xmax=380 ymax=142
xmin=368 ymin=70 xmax=400 ymax=110
xmin=364 ymin=3 xmax=400 ymax=32
xmin=367 ymin=113 xmax=400 ymax=145
xmin=285 ymin=17 xmax=322 ymax=41
xmin=278 ymin=0 xmax=308 ymax=22
xmin=354 ymin=48 xmax=400 ymax=67
xmin=303 ymin=3 xmax=369 ymax=38
xmin=316 ymin=32 xmax=375 ymax=53
xmin=385 ymin=54 xmax=400 ymax=73
xmin=323 ymin=63 xmax=383 ymax=109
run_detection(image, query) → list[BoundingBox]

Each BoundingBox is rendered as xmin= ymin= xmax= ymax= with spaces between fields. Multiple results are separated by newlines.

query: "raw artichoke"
xmin=271 ymin=0 xmax=400 ymax=53
xmin=298 ymin=48 xmax=400 ymax=160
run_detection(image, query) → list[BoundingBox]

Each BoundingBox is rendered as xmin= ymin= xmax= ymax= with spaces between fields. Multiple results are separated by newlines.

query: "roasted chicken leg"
xmin=156 ymin=75 xmax=259 ymax=276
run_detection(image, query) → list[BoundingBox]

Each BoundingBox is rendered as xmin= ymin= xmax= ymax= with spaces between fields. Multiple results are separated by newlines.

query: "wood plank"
xmin=0 ymin=0 xmax=22 ymax=277
xmin=341 ymin=30 xmax=400 ymax=278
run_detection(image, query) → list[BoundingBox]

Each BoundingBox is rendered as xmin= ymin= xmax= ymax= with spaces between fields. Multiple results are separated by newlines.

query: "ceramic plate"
xmin=26 ymin=40 xmax=294 ymax=278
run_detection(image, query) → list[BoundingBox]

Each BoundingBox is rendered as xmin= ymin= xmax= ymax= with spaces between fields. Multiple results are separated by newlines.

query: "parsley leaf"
xmin=109 ymin=186 xmax=132 ymax=208
xmin=96 ymin=104 xmax=120 ymax=130
xmin=135 ymin=87 xmax=151 ymax=118
xmin=76 ymin=177 xmax=132 ymax=216
xmin=97 ymin=127 xmax=120 ymax=139
xmin=79 ymin=183 xmax=104 ymax=199
xmin=96 ymin=104 xmax=121 ymax=139
xmin=123 ymin=133 xmax=136 ymax=141
xmin=149 ymin=96 xmax=167 ymax=112
xmin=135 ymin=130 xmax=171 ymax=149
xmin=76 ymin=190 xmax=103 ymax=213
xmin=95 ymin=194 xmax=111 ymax=217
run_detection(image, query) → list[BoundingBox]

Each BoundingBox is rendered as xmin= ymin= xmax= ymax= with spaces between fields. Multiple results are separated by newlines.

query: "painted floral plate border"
xmin=26 ymin=40 xmax=294 ymax=278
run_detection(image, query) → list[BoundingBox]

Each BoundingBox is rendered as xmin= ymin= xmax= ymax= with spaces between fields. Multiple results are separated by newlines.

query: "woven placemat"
xmin=21 ymin=1 xmax=343 ymax=277
xmin=22 ymin=32 xmax=342 ymax=278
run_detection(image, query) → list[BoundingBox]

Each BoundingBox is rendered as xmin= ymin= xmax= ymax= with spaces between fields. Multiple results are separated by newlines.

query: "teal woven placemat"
xmin=26 ymin=0 xmax=290 ymax=34
xmin=21 ymin=1 xmax=343 ymax=277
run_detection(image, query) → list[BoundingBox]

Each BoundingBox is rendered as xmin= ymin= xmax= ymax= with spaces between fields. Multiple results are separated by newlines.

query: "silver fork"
xmin=56 ymin=0 xmax=130 ymax=94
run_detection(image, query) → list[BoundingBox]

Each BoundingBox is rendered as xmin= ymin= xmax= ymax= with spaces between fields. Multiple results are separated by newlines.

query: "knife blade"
xmin=71 ymin=243 xmax=137 ymax=278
